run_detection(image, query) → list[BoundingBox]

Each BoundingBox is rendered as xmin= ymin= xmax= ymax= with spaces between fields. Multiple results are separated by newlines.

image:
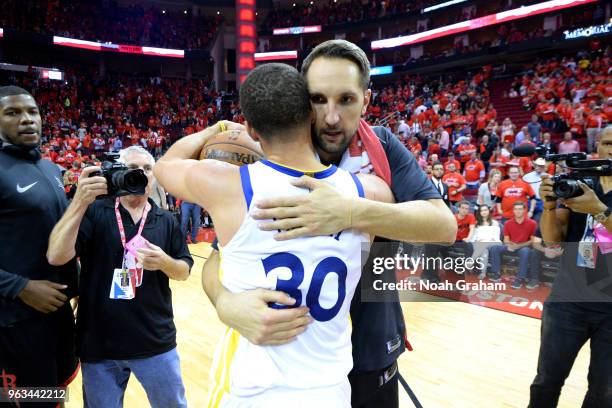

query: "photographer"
xmin=47 ymin=146 xmax=193 ymax=408
xmin=529 ymin=126 xmax=612 ymax=408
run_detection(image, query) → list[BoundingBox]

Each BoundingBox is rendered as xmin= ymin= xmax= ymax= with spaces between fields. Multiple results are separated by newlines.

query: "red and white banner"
xmin=372 ymin=0 xmax=597 ymax=50
xmin=53 ymin=36 xmax=184 ymax=58
xmin=254 ymin=50 xmax=298 ymax=62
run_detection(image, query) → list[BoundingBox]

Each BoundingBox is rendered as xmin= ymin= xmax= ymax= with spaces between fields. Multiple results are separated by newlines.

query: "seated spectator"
xmin=467 ymin=205 xmax=502 ymax=279
xmin=421 ymin=200 xmax=475 ymax=282
xmin=557 ymin=131 xmax=581 ymax=154
xmin=488 ymin=201 xmax=540 ymax=288
xmin=478 ymin=169 xmax=503 ymax=211
xmin=489 ymin=147 xmax=510 ymax=178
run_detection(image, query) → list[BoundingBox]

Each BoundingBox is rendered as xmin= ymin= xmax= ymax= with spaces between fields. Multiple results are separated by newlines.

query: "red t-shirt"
xmin=456 ymin=213 xmax=476 ymax=241
xmin=497 ymin=179 xmax=535 ymax=218
xmin=464 ymin=160 xmax=484 ymax=182
xmin=503 ymin=218 xmax=537 ymax=243
xmin=443 ymin=172 xmax=467 ymax=202
xmin=457 ymin=144 xmax=477 ymax=162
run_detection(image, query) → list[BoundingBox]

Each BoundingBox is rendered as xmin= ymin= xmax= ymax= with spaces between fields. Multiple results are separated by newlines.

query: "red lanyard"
xmin=114 ymin=198 xmax=151 ymax=248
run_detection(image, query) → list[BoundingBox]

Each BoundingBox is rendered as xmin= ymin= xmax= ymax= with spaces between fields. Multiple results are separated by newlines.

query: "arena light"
xmin=0 ymin=28 xmax=3 ymax=39
xmin=372 ymin=0 xmax=597 ymax=50
xmin=273 ymin=25 xmax=322 ymax=35
xmin=53 ymin=36 xmax=184 ymax=58
xmin=564 ymin=21 xmax=612 ymax=39
xmin=422 ymin=0 xmax=468 ymax=13
xmin=254 ymin=50 xmax=298 ymax=61
xmin=370 ymin=65 xmax=394 ymax=76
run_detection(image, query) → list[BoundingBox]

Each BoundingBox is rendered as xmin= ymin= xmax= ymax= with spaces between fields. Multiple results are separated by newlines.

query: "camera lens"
xmin=112 ymin=169 xmax=148 ymax=195
xmin=554 ymin=179 xmax=580 ymax=199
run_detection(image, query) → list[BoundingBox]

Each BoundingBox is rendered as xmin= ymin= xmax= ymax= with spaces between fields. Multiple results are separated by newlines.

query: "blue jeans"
xmin=529 ymin=302 xmax=612 ymax=407
xmin=180 ymin=202 xmax=201 ymax=241
xmin=82 ymin=347 xmax=187 ymax=408
xmin=489 ymin=244 xmax=540 ymax=281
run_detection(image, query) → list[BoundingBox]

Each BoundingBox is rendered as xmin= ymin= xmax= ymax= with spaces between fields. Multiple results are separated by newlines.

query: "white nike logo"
xmin=16 ymin=182 xmax=38 ymax=193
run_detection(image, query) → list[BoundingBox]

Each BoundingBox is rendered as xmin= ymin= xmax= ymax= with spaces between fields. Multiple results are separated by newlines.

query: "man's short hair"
xmin=513 ymin=201 xmax=526 ymax=209
xmin=432 ymin=161 xmax=444 ymax=169
xmin=240 ymin=63 xmax=311 ymax=139
xmin=301 ymin=40 xmax=370 ymax=90
xmin=458 ymin=200 xmax=471 ymax=208
xmin=118 ymin=146 xmax=155 ymax=166
xmin=0 ymin=86 xmax=33 ymax=101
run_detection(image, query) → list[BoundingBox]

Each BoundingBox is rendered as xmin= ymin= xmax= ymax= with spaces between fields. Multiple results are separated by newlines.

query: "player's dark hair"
xmin=301 ymin=40 xmax=370 ymax=90
xmin=0 ymin=86 xmax=33 ymax=101
xmin=240 ymin=63 xmax=311 ymax=139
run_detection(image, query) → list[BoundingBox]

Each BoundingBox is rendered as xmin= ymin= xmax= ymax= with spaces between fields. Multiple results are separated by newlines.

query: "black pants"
xmin=350 ymin=362 xmax=399 ymax=408
xmin=0 ymin=305 xmax=77 ymax=408
xmin=529 ymin=302 xmax=612 ymax=408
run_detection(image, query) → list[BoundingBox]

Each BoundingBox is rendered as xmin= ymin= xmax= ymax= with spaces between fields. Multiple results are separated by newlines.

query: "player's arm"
xmin=202 ymin=248 xmax=313 ymax=346
xmin=154 ymin=123 xmax=241 ymax=211
xmin=254 ymin=134 xmax=456 ymax=244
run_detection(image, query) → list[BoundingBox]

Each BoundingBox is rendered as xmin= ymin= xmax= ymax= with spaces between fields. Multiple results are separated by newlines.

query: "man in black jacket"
xmin=0 ymin=86 xmax=78 ymax=407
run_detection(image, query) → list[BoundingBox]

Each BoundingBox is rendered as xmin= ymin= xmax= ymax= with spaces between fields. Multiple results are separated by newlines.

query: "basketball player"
xmin=202 ymin=40 xmax=456 ymax=407
xmin=155 ymin=63 xmax=393 ymax=406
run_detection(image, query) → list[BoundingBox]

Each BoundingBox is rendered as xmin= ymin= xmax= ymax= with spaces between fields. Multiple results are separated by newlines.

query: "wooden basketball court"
xmin=65 ymin=242 xmax=591 ymax=407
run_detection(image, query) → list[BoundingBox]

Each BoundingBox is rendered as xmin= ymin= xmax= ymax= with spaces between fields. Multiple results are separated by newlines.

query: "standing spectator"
xmin=479 ymin=134 xmax=495 ymax=172
xmin=430 ymin=162 xmax=450 ymax=207
xmin=112 ymin=136 xmax=123 ymax=152
xmin=463 ymin=152 xmax=485 ymax=191
xmin=47 ymin=146 xmax=192 ymax=408
xmin=467 ymin=205 xmax=502 ymax=279
xmin=538 ymin=132 xmax=557 ymax=155
xmin=497 ymin=166 xmax=536 ymax=223
xmin=444 ymin=151 xmax=460 ymax=172
xmin=557 ymin=131 xmax=581 ymax=154
xmin=527 ymin=114 xmax=542 ymax=143
xmin=437 ymin=125 xmax=450 ymax=157
xmin=488 ymin=201 xmax=540 ymax=288
xmin=585 ymin=106 xmax=607 ymax=153
xmin=457 ymin=137 xmax=477 ymax=172
xmin=443 ymin=162 xmax=467 ymax=208
xmin=0 ymin=86 xmax=78 ymax=407
xmin=181 ymin=201 xmax=202 ymax=244
xmin=515 ymin=126 xmax=528 ymax=146
xmin=522 ymin=158 xmax=548 ymax=223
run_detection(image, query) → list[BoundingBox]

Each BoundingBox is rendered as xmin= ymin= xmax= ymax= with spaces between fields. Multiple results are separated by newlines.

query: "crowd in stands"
xmin=509 ymin=45 xmax=611 ymax=152
xmin=1 ymin=0 xmax=221 ymax=49
xmin=379 ymin=49 xmax=609 ymax=288
xmin=261 ymin=0 xmax=527 ymax=31
xmin=4 ymin=71 xmax=241 ymax=194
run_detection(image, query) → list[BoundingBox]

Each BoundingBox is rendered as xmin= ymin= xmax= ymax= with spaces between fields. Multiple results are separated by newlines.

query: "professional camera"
xmin=512 ymin=145 xmax=612 ymax=200
xmin=89 ymin=153 xmax=148 ymax=198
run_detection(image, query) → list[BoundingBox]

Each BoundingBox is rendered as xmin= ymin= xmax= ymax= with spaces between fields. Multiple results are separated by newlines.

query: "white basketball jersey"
xmin=208 ymin=159 xmax=369 ymax=405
